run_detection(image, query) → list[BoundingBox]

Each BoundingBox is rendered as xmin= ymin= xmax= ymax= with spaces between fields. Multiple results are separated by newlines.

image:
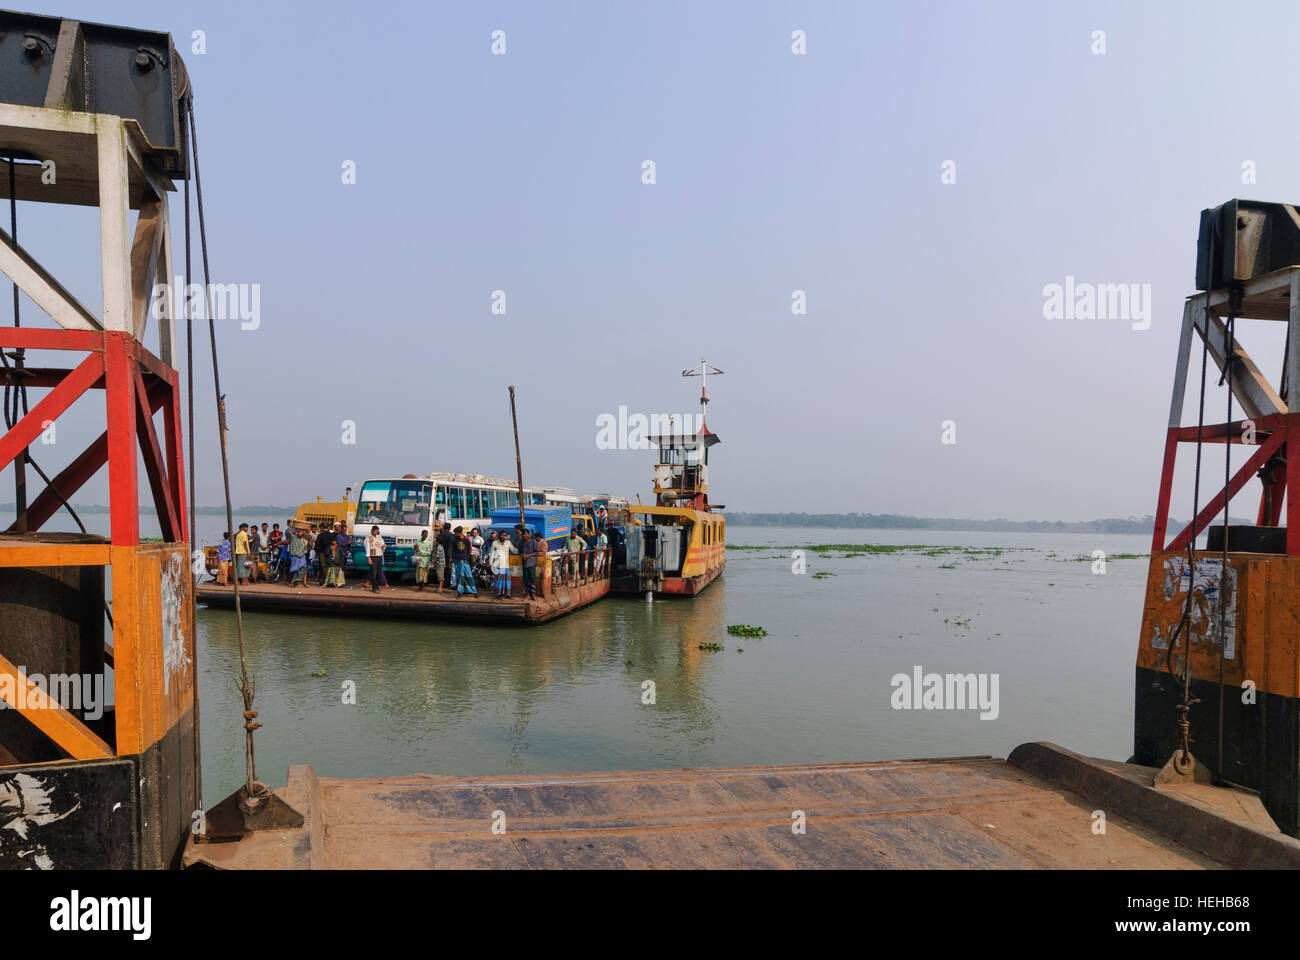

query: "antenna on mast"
xmin=682 ymin=359 xmax=724 ymax=427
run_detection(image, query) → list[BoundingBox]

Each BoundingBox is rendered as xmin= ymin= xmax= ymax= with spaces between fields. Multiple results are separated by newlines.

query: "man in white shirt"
xmin=366 ymin=526 xmax=386 ymax=593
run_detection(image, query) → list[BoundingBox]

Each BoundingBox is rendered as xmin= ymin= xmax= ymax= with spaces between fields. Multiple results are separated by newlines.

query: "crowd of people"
xmin=212 ymin=518 xmax=611 ymax=600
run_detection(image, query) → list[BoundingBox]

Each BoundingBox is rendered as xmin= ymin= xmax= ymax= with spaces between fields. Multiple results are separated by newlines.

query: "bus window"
xmin=448 ymin=486 xmax=464 ymax=520
xmin=356 ymin=480 xmax=432 ymax=526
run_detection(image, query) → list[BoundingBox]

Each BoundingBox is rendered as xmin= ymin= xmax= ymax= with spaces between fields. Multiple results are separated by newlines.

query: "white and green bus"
xmin=349 ymin=472 xmax=567 ymax=573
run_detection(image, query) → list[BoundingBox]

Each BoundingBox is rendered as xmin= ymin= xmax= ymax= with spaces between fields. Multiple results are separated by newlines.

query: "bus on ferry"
xmin=348 ymin=473 xmax=569 ymax=574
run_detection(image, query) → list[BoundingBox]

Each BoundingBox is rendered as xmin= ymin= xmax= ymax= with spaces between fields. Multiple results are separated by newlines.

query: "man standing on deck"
xmin=414 ymin=528 xmax=434 ymax=590
xmin=366 ymin=525 xmax=385 ymax=593
xmin=246 ymin=523 xmax=261 ymax=582
xmin=234 ymin=523 xmax=251 ymax=585
xmin=594 ymin=527 xmax=609 ymax=576
xmin=324 ymin=522 xmax=343 ymax=587
xmin=566 ymin=529 xmax=588 ymax=583
xmin=437 ymin=523 xmax=455 ymax=590
xmin=334 ymin=522 xmax=351 ymax=588
xmin=258 ymin=523 xmax=273 ymax=578
xmin=432 ymin=532 xmax=446 ymax=593
xmin=314 ymin=524 xmax=333 ymax=586
xmin=520 ymin=528 xmax=540 ymax=599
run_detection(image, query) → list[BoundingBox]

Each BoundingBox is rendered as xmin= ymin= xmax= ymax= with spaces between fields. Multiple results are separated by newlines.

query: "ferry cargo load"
xmin=490 ymin=505 xmax=570 ymax=550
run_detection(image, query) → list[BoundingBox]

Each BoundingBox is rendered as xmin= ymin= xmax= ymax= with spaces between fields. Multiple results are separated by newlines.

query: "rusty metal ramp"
xmin=183 ymin=743 xmax=1300 ymax=869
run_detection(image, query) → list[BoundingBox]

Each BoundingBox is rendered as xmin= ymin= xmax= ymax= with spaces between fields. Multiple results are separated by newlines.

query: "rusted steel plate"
xmin=184 ymin=749 xmax=1300 ymax=870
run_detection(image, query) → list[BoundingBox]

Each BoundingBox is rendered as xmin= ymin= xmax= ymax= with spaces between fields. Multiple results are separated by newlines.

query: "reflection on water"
xmin=194 ymin=527 xmax=1152 ymax=807
xmin=197 ymin=579 xmax=735 ymax=802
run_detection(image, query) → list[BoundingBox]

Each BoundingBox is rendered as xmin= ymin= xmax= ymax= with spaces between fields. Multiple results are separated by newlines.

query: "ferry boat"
xmin=614 ymin=364 xmax=726 ymax=596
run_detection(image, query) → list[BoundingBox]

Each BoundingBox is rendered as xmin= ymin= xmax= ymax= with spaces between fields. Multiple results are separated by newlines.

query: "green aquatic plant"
xmin=698 ymin=642 xmax=724 ymax=652
xmin=812 ymin=571 xmax=835 ymax=579
xmin=727 ymin=624 xmax=768 ymax=637
xmin=1062 ymin=552 xmax=1147 ymax=562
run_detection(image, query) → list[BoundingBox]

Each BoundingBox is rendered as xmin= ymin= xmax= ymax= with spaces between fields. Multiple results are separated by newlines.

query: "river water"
xmin=176 ymin=519 xmax=1152 ymax=808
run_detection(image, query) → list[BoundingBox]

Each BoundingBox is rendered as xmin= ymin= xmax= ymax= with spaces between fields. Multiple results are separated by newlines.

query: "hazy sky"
xmin=6 ymin=0 xmax=1300 ymax=522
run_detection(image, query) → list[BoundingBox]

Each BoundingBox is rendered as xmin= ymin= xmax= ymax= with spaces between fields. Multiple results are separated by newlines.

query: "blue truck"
xmin=489 ymin=505 xmax=570 ymax=551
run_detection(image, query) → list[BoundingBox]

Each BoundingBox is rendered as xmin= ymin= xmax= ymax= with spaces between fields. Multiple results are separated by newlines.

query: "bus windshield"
xmin=355 ymin=480 xmax=433 ymax=527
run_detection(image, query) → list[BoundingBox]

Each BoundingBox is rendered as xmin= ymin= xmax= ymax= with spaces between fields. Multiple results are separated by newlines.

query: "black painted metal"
xmin=1205 ymin=523 xmax=1288 ymax=555
xmin=1197 ymin=199 xmax=1300 ymax=291
xmin=0 ymin=9 xmax=189 ymax=178
xmin=0 ymin=757 xmax=139 ymax=868
xmin=1135 ymin=665 xmax=1300 ymax=837
xmin=0 ymin=559 xmax=109 ymax=764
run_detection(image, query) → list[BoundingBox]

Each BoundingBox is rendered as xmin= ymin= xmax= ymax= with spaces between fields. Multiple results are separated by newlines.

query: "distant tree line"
xmin=0 ymin=503 xmax=296 ymax=516
xmin=722 ymin=512 xmax=1173 ymax=533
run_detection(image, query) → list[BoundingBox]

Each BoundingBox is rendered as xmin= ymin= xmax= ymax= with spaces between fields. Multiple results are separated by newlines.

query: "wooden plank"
xmin=110 ymin=545 xmax=141 ymax=754
xmin=96 ymin=115 xmax=132 ymax=334
xmin=0 ymin=652 xmax=114 ymax=760
xmin=1289 ymin=270 xmax=1300 ymax=409
xmin=154 ymin=193 xmax=176 ymax=367
xmin=1191 ymin=308 xmax=1285 ymax=419
xmin=0 ymin=102 xmax=96 ymax=136
xmin=128 ymin=195 xmax=163 ymax=341
xmin=1168 ymin=301 xmax=1196 ymax=428
xmin=0 ymin=542 xmax=110 ymax=566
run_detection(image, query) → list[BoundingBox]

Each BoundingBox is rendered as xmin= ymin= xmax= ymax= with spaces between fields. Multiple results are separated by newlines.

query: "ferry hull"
xmin=613 ymin=559 xmax=724 ymax=596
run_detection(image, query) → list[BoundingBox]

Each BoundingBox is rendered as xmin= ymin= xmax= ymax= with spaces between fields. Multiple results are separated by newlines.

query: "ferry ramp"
xmin=183 ymin=743 xmax=1300 ymax=869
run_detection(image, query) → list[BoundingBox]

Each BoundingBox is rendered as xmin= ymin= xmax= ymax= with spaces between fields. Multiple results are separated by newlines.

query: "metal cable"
xmin=1177 ymin=284 xmax=1214 ymax=765
xmin=1216 ymin=312 xmax=1237 ymax=781
xmin=188 ymin=97 xmax=259 ymax=795
xmin=182 ymin=129 xmax=203 ymax=823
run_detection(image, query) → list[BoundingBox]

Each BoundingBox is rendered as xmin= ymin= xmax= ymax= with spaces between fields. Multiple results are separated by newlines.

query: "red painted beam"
xmin=132 ymin=341 xmax=171 ymax=382
xmin=1173 ymin=414 xmax=1288 ymax=444
xmin=134 ymin=365 xmax=180 ymax=543
xmin=0 ymin=328 xmax=103 ymax=352
xmin=0 ymin=368 xmax=105 ymax=390
xmin=162 ymin=367 xmax=188 ymax=544
xmin=1168 ymin=426 xmax=1287 ymax=552
xmin=0 ymin=353 xmax=103 ymax=474
xmin=104 ymin=334 xmax=138 ymax=545
xmin=6 ymin=379 xmax=170 ymax=533
xmin=1288 ymin=424 xmax=1300 ymax=555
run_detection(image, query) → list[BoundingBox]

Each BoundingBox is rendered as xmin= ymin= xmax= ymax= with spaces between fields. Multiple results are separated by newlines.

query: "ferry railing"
xmin=552 ymin=547 xmax=611 ymax=589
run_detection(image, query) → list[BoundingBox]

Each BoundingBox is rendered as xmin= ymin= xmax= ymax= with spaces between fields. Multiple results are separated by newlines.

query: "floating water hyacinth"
xmin=727 ymin=625 xmax=768 ymax=637
xmin=698 ymin=642 xmax=724 ymax=652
